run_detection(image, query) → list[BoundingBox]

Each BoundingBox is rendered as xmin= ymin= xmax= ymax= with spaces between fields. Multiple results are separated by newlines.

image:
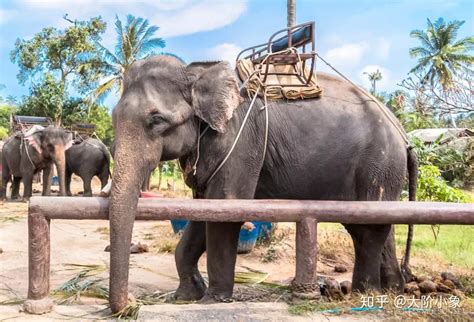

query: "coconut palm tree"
xmin=364 ymin=69 xmax=383 ymax=94
xmin=409 ymin=18 xmax=473 ymax=91
xmin=93 ymin=14 xmax=166 ymax=101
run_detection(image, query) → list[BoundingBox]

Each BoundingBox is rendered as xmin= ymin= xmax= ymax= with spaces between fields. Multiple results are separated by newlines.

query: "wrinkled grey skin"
xmin=110 ymin=140 xmax=152 ymax=191
xmin=109 ymin=56 xmax=416 ymax=312
xmin=1 ymin=126 xmax=72 ymax=200
xmin=65 ymin=138 xmax=110 ymax=197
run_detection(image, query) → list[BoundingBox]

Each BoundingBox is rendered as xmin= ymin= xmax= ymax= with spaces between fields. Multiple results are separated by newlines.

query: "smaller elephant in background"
xmin=65 ymin=138 xmax=110 ymax=197
xmin=1 ymin=126 xmax=73 ymax=200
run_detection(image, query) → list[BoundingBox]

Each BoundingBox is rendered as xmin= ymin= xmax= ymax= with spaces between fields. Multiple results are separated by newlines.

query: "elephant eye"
xmin=149 ymin=112 xmax=165 ymax=125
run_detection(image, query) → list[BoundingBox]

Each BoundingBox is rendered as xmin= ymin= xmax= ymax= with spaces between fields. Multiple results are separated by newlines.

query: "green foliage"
xmin=61 ymin=99 xmax=114 ymax=145
xmin=10 ymin=17 xmax=107 ymax=125
xmin=0 ymin=104 xmax=16 ymax=139
xmin=17 ymin=74 xmax=64 ymax=122
xmin=87 ymin=104 xmax=114 ymax=146
xmin=417 ymin=165 xmax=471 ymax=202
xmin=411 ymin=136 xmax=473 ymax=187
xmin=11 ymin=17 xmax=106 ymax=88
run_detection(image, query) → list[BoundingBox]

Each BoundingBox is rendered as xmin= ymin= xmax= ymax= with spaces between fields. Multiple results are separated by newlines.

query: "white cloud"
xmin=324 ymin=41 xmax=369 ymax=68
xmin=207 ymin=43 xmax=242 ymax=65
xmin=154 ymin=0 xmax=247 ymax=38
xmin=18 ymin=0 xmax=247 ymax=38
xmin=358 ymin=65 xmax=392 ymax=91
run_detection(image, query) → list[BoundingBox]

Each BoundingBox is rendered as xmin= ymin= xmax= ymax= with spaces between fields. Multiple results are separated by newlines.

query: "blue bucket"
xmin=51 ymin=176 xmax=59 ymax=186
xmin=171 ymin=219 xmax=189 ymax=234
xmin=237 ymin=222 xmax=261 ymax=254
xmin=170 ymin=220 xmax=267 ymax=254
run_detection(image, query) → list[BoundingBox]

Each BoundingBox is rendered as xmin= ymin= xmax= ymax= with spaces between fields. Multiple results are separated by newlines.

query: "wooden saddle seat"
xmin=236 ymin=21 xmax=322 ymax=100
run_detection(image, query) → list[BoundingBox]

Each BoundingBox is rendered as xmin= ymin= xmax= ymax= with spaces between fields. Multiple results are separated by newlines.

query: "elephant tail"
xmin=407 ymin=147 xmax=418 ymax=202
xmin=402 ymin=147 xmax=418 ymax=281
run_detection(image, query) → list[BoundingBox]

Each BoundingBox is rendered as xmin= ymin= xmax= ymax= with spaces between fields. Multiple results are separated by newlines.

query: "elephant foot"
xmin=174 ymin=274 xmax=207 ymax=301
xmin=197 ymin=292 xmax=233 ymax=304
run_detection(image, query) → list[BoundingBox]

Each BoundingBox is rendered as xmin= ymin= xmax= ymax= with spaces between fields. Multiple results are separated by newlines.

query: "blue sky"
xmin=0 ymin=0 xmax=473 ymax=108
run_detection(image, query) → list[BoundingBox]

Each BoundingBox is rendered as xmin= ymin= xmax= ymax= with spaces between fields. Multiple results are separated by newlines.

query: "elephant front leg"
xmin=42 ymin=167 xmax=52 ymax=196
xmin=199 ymin=221 xmax=242 ymax=303
xmin=11 ymin=177 xmax=22 ymax=200
xmin=174 ymin=221 xmax=207 ymax=301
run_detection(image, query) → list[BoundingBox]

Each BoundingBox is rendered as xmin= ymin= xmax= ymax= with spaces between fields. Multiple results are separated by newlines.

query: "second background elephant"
xmin=65 ymin=138 xmax=111 ymax=197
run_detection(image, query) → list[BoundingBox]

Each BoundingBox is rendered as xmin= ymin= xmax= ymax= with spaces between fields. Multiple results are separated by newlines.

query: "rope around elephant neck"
xmin=314 ymin=52 xmax=410 ymax=146
xmin=204 ymin=87 xmax=262 ymax=186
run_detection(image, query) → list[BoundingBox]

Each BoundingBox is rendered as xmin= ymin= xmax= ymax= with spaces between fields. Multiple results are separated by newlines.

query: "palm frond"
xmin=410 ymin=30 xmax=436 ymax=54
xmin=426 ymin=18 xmax=441 ymax=52
xmin=95 ymin=41 xmax=122 ymax=66
xmin=92 ymin=77 xmax=119 ymax=103
xmin=114 ymin=15 xmax=126 ymax=63
xmin=409 ymin=46 xmax=433 ymax=58
xmin=452 ymin=36 xmax=474 ymax=52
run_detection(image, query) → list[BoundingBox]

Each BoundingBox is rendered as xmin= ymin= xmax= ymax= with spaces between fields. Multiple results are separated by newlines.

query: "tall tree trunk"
xmin=287 ymin=0 xmax=296 ymax=28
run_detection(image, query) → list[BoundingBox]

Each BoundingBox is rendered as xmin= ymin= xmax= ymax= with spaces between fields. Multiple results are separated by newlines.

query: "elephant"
xmin=108 ymin=55 xmax=417 ymax=312
xmin=1 ymin=126 xmax=73 ymax=200
xmin=65 ymin=138 xmax=111 ymax=197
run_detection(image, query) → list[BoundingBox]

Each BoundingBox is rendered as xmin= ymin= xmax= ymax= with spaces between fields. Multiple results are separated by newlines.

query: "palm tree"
xmin=409 ymin=18 xmax=473 ymax=91
xmin=93 ymin=15 xmax=166 ymax=101
xmin=364 ymin=69 xmax=383 ymax=94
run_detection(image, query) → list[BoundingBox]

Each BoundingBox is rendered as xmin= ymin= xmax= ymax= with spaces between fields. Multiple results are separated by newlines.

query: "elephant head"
xmin=109 ymin=55 xmax=241 ymax=312
xmin=25 ymin=126 xmax=73 ymax=196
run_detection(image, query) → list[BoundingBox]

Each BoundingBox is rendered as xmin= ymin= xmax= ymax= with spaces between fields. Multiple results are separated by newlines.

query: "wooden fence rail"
xmin=24 ymin=197 xmax=474 ymax=314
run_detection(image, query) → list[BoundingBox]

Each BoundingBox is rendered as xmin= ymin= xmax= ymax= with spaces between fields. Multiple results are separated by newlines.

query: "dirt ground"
xmin=0 ymin=176 xmax=353 ymax=305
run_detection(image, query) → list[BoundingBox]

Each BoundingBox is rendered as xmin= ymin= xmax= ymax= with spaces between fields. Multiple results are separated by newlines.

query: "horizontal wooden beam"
xmin=29 ymin=197 xmax=474 ymax=225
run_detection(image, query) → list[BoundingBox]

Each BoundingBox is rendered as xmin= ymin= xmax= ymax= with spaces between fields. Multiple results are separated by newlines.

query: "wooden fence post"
xmin=23 ymin=213 xmax=54 ymax=314
xmin=293 ymin=217 xmax=320 ymax=298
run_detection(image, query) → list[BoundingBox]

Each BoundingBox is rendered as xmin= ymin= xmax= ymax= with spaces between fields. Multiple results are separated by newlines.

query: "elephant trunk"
xmin=108 ymin=144 xmax=148 ymax=313
xmin=53 ymin=146 xmax=67 ymax=196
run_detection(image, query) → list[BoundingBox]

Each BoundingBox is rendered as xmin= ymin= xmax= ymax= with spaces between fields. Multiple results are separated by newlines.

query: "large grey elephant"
xmin=1 ymin=126 xmax=73 ymax=200
xmin=108 ymin=56 xmax=417 ymax=312
xmin=65 ymin=138 xmax=110 ymax=197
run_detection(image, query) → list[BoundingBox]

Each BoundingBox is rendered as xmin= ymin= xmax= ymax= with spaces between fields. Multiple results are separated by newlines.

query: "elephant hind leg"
xmin=345 ymin=224 xmax=392 ymax=293
xmin=200 ymin=221 xmax=242 ymax=303
xmin=380 ymin=227 xmax=404 ymax=293
xmin=82 ymin=175 xmax=93 ymax=197
xmin=174 ymin=221 xmax=207 ymax=301
xmin=99 ymin=167 xmax=110 ymax=190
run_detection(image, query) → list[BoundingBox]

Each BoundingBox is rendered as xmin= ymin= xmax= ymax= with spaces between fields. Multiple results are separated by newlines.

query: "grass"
xmin=394 ymin=224 xmax=474 ymax=268
xmin=288 ymin=292 xmax=474 ymax=319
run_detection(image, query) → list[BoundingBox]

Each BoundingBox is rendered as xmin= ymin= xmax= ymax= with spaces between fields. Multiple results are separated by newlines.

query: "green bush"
xmin=411 ymin=136 xmax=473 ymax=188
xmin=417 ymin=165 xmax=471 ymax=202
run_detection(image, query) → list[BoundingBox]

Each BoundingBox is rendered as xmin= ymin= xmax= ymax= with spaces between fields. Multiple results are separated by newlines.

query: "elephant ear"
xmin=187 ymin=61 xmax=243 ymax=133
xmin=64 ymin=131 xmax=74 ymax=151
xmin=24 ymin=125 xmax=45 ymax=154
